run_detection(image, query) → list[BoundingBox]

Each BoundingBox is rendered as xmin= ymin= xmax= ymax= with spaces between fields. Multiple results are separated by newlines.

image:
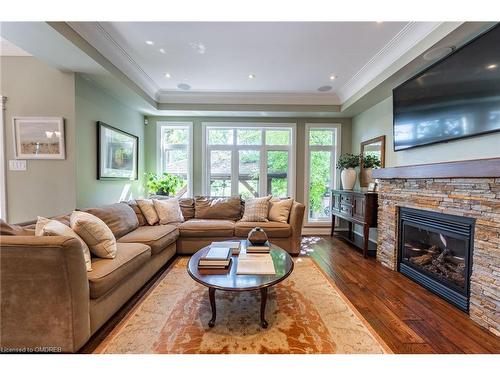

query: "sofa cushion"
xmin=117 ymin=225 xmax=179 ymax=255
xmin=87 ymin=242 xmax=151 ymax=299
xmin=83 ymin=203 xmax=139 ymax=239
xmin=194 ymin=196 xmax=242 ymax=220
xmin=124 ymin=200 xmax=147 ymax=226
xmin=179 ymin=198 xmax=195 ymax=220
xmin=234 ymin=221 xmax=291 ymax=238
xmin=179 ymin=219 xmax=235 ymax=238
xmin=0 ymin=219 xmax=34 ymax=236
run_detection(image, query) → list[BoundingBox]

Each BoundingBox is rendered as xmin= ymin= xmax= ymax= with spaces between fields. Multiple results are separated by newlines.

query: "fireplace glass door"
xmin=398 ymin=207 xmax=474 ymax=311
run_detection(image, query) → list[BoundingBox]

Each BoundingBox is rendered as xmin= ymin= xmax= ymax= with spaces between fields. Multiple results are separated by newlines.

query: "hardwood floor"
xmin=303 ymin=235 xmax=500 ymax=354
xmin=81 ymin=235 xmax=500 ymax=354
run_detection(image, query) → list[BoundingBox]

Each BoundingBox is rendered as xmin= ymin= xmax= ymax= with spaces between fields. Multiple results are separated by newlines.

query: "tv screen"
xmin=393 ymin=24 xmax=500 ymax=151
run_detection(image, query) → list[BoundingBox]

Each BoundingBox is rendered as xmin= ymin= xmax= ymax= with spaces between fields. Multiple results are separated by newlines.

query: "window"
xmin=203 ymin=123 xmax=296 ymax=198
xmin=157 ymin=122 xmax=193 ymax=196
xmin=304 ymin=124 xmax=341 ymax=223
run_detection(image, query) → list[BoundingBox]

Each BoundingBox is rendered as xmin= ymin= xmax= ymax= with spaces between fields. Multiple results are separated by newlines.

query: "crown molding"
xmin=68 ymin=22 xmax=160 ymax=101
xmin=67 ymin=21 xmax=447 ymax=108
xmin=157 ymin=90 xmax=341 ymax=105
xmin=337 ymin=22 xmax=443 ymax=103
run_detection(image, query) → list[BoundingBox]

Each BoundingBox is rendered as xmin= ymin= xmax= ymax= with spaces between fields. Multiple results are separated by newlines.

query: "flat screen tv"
xmin=393 ymin=24 xmax=500 ymax=151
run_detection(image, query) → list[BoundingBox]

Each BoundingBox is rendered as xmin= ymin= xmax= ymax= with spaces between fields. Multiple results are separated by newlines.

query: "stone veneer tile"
xmin=377 ymin=178 xmax=499 ymax=336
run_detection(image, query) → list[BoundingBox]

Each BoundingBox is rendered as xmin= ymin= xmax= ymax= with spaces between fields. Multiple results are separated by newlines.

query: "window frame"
xmin=202 ymin=122 xmax=296 ymax=198
xmin=156 ymin=121 xmax=193 ymax=196
xmin=304 ymin=123 xmax=342 ymax=225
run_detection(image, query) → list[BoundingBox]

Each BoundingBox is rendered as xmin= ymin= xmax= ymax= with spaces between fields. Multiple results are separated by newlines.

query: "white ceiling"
xmin=0 ymin=37 xmax=31 ymax=56
xmin=69 ymin=22 xmax=444 ymax=105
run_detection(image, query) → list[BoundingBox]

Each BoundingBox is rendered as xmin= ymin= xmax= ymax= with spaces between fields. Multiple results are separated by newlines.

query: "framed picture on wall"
xmin=97 ymin=121 xmax=138 ymax=180
xmin=13 ymin=117 xmax=65 ymax=159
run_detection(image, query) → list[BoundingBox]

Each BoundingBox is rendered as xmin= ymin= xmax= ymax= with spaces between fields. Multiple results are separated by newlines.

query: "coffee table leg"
xmin=260 ymin=287 xmax=268 ymax=328
xmin=208 ymin=287 xmax=216 ymax=327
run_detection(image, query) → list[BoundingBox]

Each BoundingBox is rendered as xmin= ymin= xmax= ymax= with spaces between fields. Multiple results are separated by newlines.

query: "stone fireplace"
xmin=373 ymin=158 xmax=500 ymax=336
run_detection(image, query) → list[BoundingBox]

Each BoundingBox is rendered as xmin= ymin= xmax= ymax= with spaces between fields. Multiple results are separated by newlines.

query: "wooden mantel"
xmin=372 ymin=157 xmax=500 ymax=179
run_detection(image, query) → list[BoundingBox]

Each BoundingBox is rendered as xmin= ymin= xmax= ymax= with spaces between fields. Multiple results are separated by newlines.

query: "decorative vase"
xmin=362 ymin=167 xmax=373 ymax=185
xmin=341 ymin=168 xmax=357 ymax=190
xmin=248 ymin=227 xmax=268 ymax=245
xmin=156 ymin=190 xmax=169 ymax=196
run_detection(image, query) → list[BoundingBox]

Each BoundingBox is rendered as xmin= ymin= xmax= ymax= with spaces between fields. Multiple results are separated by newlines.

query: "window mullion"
xmin=232 ymin=145 xmax=238 ymax=197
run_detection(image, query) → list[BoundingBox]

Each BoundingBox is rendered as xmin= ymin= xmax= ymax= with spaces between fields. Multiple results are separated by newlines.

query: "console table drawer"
xmin=340 ymin=204 xmax=352 ymax=216
xmin=340 ymin=194 xmax=352 ymax=204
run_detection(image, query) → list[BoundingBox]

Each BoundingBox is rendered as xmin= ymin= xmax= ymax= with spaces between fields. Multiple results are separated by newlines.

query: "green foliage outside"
xmin=209 ymin=128 xmax=335 ymax=218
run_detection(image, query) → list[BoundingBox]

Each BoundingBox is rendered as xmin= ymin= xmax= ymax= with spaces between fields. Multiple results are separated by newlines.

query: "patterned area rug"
xmin=94 ymin=257 xmax=389 ymax=354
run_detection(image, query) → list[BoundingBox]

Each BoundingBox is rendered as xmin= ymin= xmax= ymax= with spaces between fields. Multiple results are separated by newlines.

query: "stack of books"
xmin=198 ymin=247 xmax=232 ymax=269
xmin=246 ymin=240 xmax=271 ymax=253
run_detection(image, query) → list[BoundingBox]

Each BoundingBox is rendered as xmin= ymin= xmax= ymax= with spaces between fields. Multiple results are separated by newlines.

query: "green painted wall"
xmin=75 ymin=75 xmax=146 ymax=208
xmin=352 ymin=96 xmax=500 ymax=167
xmin=145 ymin=116 xmax=352 ymax=204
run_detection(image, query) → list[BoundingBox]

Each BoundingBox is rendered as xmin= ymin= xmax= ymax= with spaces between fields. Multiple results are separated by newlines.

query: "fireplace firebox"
xmin=398 ymin=207 xmax=475 ymax=312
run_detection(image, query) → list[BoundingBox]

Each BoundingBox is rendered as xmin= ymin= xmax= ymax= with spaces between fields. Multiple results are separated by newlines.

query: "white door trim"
xmin=0 ymin=96 xmax=7 ymax=220
xmin=303 ymin=123 xmax=342 ymax=226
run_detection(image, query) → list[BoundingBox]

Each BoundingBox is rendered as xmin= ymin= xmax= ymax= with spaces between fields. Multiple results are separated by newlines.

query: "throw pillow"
xmin=70 ymin=211 xmax=117 ymax=259
xmin=153 ymin=198 xmax=185 ymax=225
xmin=268 ymin=198 xmax=294 ymax=223
xmin=240 ymin=196 xmax=272 ymax=222
xmin=43 ymin=220 xmax=93 ymax=272
xmin=35 ymin=216 xmax=51 ymax=236
xmin=136 ymin=199 xmax=159 ymax=225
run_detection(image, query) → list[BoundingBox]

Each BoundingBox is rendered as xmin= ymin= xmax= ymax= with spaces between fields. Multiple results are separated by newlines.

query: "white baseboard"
xmin=302 ymin=227 xmax=331 ymax=236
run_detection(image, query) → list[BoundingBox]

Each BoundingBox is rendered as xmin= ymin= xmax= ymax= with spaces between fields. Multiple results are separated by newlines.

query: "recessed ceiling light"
xmin=318 ymin=85 xmax=333 ymax=92
xmin=329 ymin=75 xmax=337 ymax=81
xmin=486 ymin=64 xmax=498 ymax=70
xmin=423 ymin=46 xmax=455 ymax=61
xmin=248 ymin=74 xmax=255 ymax=79
xmin=189 ymin=42 xmax=206 ymax=54
xmin=145 ymin=40 xmax=154 ymax=45
xmin=165 ymin=72 xmax=171 ymax=78
xmin=159 ymin=48 xmax=166 ymax=54
xmin=177 ymin=83 xmax=191 ymax=91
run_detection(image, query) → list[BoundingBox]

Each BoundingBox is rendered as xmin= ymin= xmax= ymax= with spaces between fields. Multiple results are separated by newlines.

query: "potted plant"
xmin=146 ymin=172 xmax=183 ymax=196
xmin=336 ymin=153 xmax=360 ymax=190
xmin=361 ymin=154 xmax=381 ymax=185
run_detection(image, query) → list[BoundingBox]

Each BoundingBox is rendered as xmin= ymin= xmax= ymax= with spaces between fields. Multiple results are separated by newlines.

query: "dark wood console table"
xmin=330 ymin=189 xmax=378 ymax=257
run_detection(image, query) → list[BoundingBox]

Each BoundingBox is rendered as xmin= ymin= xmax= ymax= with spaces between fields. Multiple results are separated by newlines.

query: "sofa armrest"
xmin=288 ymin=201 xmax=305 ymax=255
xmin=0 ymin=236 xmax=90 ymax=353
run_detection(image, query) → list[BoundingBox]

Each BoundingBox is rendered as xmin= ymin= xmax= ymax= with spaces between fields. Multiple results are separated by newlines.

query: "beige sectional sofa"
xmin=0 ymin=196 xmax=304 ymax=353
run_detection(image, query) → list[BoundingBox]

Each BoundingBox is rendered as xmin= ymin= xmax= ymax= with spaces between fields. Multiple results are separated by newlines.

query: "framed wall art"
xmin=97 ymin=121 xmax=138 ymax=180
xmin=13 ymin=117 xmax=65 ymax=159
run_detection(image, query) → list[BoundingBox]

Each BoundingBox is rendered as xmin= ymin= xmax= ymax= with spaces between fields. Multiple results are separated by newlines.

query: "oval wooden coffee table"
xmin=187 ymin=241 xmax=294 ymax=328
